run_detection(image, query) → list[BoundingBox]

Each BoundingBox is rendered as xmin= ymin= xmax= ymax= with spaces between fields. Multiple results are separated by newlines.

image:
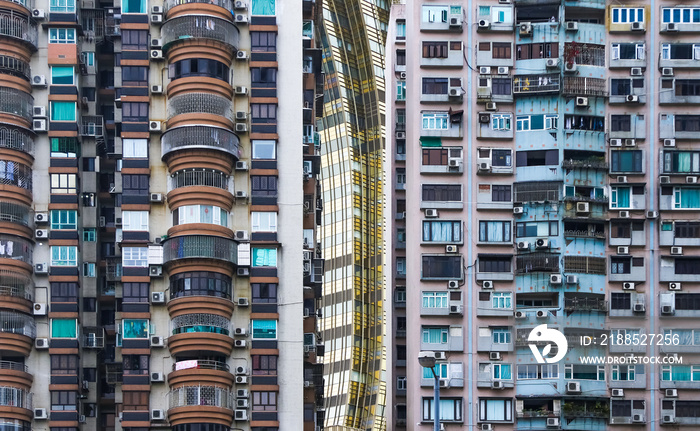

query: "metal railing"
xmin=513 ymin=73 xmax=560 ymax=94
xmin=0 ymin=10 xmax=38 ymax=48
xmin=515 ymin=253 xmax=560 ymax=274
xmin=161 ymin=125 xmax=240 ymax=159
xmin=162 ymin=235 xmax=237 ymax=265
xmin=172 ymin=359 xmax=229 ymax=372
xmin=81 ymin=116 xmax=104 ymax=137
xmin=564 ymin=297 xmax=608 ymax=312
xmin=0 ymin=201 xmax=30 ymax=226
xmin=0 ymin=269 xmax=33 ymax=300
xmin=161 ymin=15 xmax=239 ymax=50
xmin=168 ymin=169 xmax=232 ymax=193
xmin=171 ymin=313 xmax=231 ymax=336
xmin=562 ymin=76 xmax=608 ymax=97
xmin=105 ymin=259 xmax=122 ymax=282
xmin=0 ymin=54 xmax=30 ymax=81
xmin=0 ymin=360 xmax=28 ymax=372
xmin=563 ymin=194 xmax=609 ymax=204
xmin=561 ymin=158 xmax=608 ymax=170
xmin=563 ymin=229 xmax=605 ymax=239
xmin=163 ymin=0 xmax=234 ymax=12
xmin=0 ymin=386 xmax=32 ymax=409
xmin=563 ymin=256 xmax=606 ymax=275
xmin=0 ymin=87 xmax=34 ymax=123
xmin=166 ymin=92 xmax=234 ymax=122
xmin=0 ymin=159 xmax=32 ymax=192
xmin=0 ymin=311 xmax=36 ymax=338
xmin=2 ymin=0 xmax=33 ymax=10
xmin=0 ymin=235 xmax=32 ymax=264
xmin=0 ymin=125 xmax=34 ymax=155
xmin=168 ymin=385 xmax=233 ymax=410
xmin=514 ymin=182 xmax=560 ymax=203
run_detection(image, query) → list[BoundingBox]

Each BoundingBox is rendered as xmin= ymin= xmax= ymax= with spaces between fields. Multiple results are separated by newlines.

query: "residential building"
xmin=2 ymin=0 xmax=324 ymax=429
xmin=388 ymin=0 xmax=700 ymax=429
xmin=317 ymin=0 xmax=389 ymax=429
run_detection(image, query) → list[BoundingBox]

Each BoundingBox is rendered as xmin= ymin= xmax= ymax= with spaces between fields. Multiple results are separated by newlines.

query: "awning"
xmin=420 ymin=137 xmax=442 ymax=147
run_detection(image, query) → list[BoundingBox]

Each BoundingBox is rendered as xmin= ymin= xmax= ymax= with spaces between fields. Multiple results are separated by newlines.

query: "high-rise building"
xmin=316 ymin=0 xmax=388 ymax=429
xmin=388 ymin=0 xmax=700 ymax=428
xmin=2 ymin=0 xmax=325 ymax=429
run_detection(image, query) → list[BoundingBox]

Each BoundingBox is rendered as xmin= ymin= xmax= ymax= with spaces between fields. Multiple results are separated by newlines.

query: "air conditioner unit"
xmin=619 ymin=211 xmax=630 ymax=218
xmin=623 ymin=282 xmax=636 ymax=290
xmin=479 ymin=66 xmax=491 ymax=75
xmin=666 ymin=389 xmax=678 ymax=397
xmin=399 ymin=71 xmax=407 ymax=79
xmin=115 ymin=217 xmax=122 ymax=226
xmin=449 ymin=16 xmax=463 ymax=27
xmin=660 ymin=176 xmax=671 ymax=184
xmin=626 ymin=138 xmax=637 ymax=148
xmin=576 ymin=96 xmax=589 ymax=107
xmin=434 ymin=352 xmax=447 ymax=360
xmin=478 ymin=19 xmax=490 ymax=29
xmin=235 ymin=191 xmax=248 ymax=199
xmin=35 ymin=338 xmax=49 ymax=349
xmin=234 ymin=112 xmax=248 ymax=123
xmin=33 ymin=303 xmax=47 ymax=316
xmin=663 ymin=415 xmax=676 ymax=424
xmin=609 ymin=138 xmax=623 ymax=147
xmin=34 ymin=263 xmax=48 ymax=274
xmin=664 ymin=139 xmax=676 ymax=147
xmin=445 ymin=245 xmax=458 ymax=253
xmin=566 ymin=275 xmax=578 ymax=284
xmin=544 ymin=418 xmax=560 ymax=428
xmin=150 ymin=193 xmax=163 ymax=203
xmin=550 ymin=274 xmax=563 ymax=285
xmin=34 ymin=212 xmax=49 ymax=224
xmin=565 ymin=21 xmax=578 ymax=31
xmin=485 ymin=102 xmax=497 ymax=111
xmin=519 ymin=22 xmax=532 ymax=35
xmin=448 ymin=87 xmax=462 ymax=98
xmin=669 ymin=282 xmax=681 ymax=291
xmin=234 ymin=327 xmax=248 ymax=336
xmin=151 ymin=14 xmax=163 ymax=23
xmin=439 ymin=379 xmax=449 ymax=388
xmin=34 ymin=408 xmax=48 ymax=420
xmin=151 ymin=292 xmax=165 ymax=304
xmin=149 ymin=121 xmax=162 ymax=132
xmin=631 ymin=22 xmax=644 ymax=31
xmin=32 ymin=8 xmax=45 ymax=18
xmin=546 ymin=58 xmax=559 ymax=68
xmin=576 ymin=202 xmax=590 ymax=214
xmin=479 ymin=113 xmax=491 ymax=124
xmin=687 ymin=176 xmax=699 ymax=184
xmin=665 ymin=23 xmax=678 ymax=32
xmin=497 ymin=66 xmax=509 ymax=75
xmin=514 ymin=311 xmax=526 ymax=319
xmin=450 ymin=305 xmax=463 ymax=314
xmin=662 ymin=305 xmax=675 ymax=315
xmin=567 ymin=381 xmax=581 ymax=393
xmin=235 ymin=230 xmax=249 ymax=241
xmin=234 ymin=0 xmax=247 ymax=9
xmin=35 ymin=229 xmax=48 ymax=239
xmin=491 ymin=381 xmax=504 ymax=389
xmin=150 ymin=49 xmax=163 ymax=59
xmin=424 ymin=208 xmax=438 ymax=218
xmin=626 ymin=95 xmax=639 ymax=103
xmin=617 ymin=246 xmax=629 ymax=255
xmin=489 ymin=352 xmax=501 ymax=361
xmin=447 ymin=280 xmax=460 ymax=289
xmin=150 ymin=336 xmax=165 ymax=347
xmin=536 ymin=310 xmax=547 ymax=318
xmin=150 ymin=372 xmax=164 ymax=382
xmin=234 ymin=410 xmax=249 ymax=421
xmin=617 ymin=176 xmax=628 ymax=184
xmin=478 ymin=162 xmax=492 ymax=172
xmin=671 ymin=246 xmax=683 ymax=255
xmin=236 ymin=398 xmax=249 ymax=408
xmin=564 ymin=62 xmax=577 ymax=73
xmin=235 ymin=86 xmax=248 ymax=95
xmin=235 ymin=123 xmax=248 ymax=132
xmin=237 ymin=267 xmax=250 ymax=277
xmin=236 ymin=50 xmax=249 ymax=60
xmin=236 ymin=376 xmax=248 ymax=384
xmin=234 ymin=339 xmax=247 ymax=348
xmin=237 ymin=297 xmax=250 ymax=306
xmin=237 ymin=389 xmax=249 ymax=398
xmin=481 ymin=425 xmax=493 ymax=431
xmin=151 ymin=5 xmax=163 ymax=13
xmin=630 ymin=67 xmax=643 ymax=76
xmin=149 ymin=38 xmax=162 ymax=49
xmin=633 ymin=303 xmax=645 ymax=313
xmin=82 ymin=380 xmax=89 ymax=390
xmin=662 ymin=67 xmax=674 ymax=77
xmin=151 ymin=85 xmax=163 ymax=94
xmin=32 ymin=75 xmax=47 ymax=87
xmin=151 ymin=409 xmax=165 ymax=421
xmin=517 ymin=241 xmax=530 ymax=250
xmin=33 ymin=119 xmax=47 ymax=132
xmin=632 ymin=414 xmax=644 ymax=423
xmin=234 ymin=14 xmax=248 ymax=23
xmin=647 ymin=211 xmax=658 ymax=220
xmin=535 ymin=238 xmax=549 ymax=249
xmin=482 ymin=280 xmax=494 ymax=289
xmin=232 ymin=366 xmax=248 ymax=376
xmin=149 ymin=265 xmax=163 ymax=277
xmin=513 ymin=207 xmax=524 ymax=214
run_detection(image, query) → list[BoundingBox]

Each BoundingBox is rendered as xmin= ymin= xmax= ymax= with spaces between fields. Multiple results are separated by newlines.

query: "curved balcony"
xmin=169 ymin=270 xmax=232 ymax=300
xmin=161 ymin=125 xmax=240 ymax=160
xmin=163 ymin=0 xmax=233 ymax=13
xmin=0 ymin=386 xmax=32 ymax=422
xmin=0 ymin=55 xmax=31 ymax=82
xmin=0 ymin=10 xmax=38 ymax=50
xmin=171 ymin=313 xmax=230 ymax=336
xmin=0 ymin=360 xmax=32 ymax=389
xmin=0 ymin=126 xmax=34 ymax=157
xmin=168 ymin=359 xmax=234 ymax=388
xmin=0 ymin=87 xmax=33 ymax=124
xmin=0 ymin=311 xmax=34 ymax=356
xmin=162 ymin=235 xmax=237 ymax=267
xmin=168 ymin=295 xmax=235 ymax=319
xmin=0 ymin=235 xmax=32 ymax=269
xmin=167 ymin=385 xmax=233 ymax=427
xmin=166 ymin=92 xmax=234 ymax=124
xmin=167 ymin=332 xmax=234 ymax=357
xmin=169 ymin=169 xmax=231 ymax=192
xmin=161 ymin=15 xmax=239 ymax=51
xmin=0 ymin=270 xmax=33 ymax=314
xmin=167 ymin=172 xmax=234 ymax=211
xmin=0 ymin=201 xmax=31 ymax=231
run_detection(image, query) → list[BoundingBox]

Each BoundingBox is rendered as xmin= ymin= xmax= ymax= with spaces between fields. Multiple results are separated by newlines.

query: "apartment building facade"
xmin=388 ymin=0 xmax=700 ymax=429
xmin=0 ymin=0 xmax=324 ymax=429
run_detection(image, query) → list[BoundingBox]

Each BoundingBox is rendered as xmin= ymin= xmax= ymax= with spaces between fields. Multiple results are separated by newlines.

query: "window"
xmin=479 ymin=221 xmax=511 ymax=243
xmin=675 ymin=115 xmax=700 ymax=132
xmin=123 ymin=355 xmax=149 ymax=376
xmin=422 ymin=291 xmax=449 ymax=309
xmin=175 ymin=205 xmax=228 ymax=227
xmin=422 ymin=148 xmax=462 ymax=166
xmin=611 ymin=151 xmax=643 ymax=173
xmin=422 ymin=112 xmax=449 ymax=130
xmin=251 ymin=0 xmax=275 ymax=15
xmin=674 ymin=187 xmax=700 ymax=209
xmin=611 ymin=256 xmax=644 ymax=274
xmin=422 ymin=327 xmax=448 ymax=344
xmin=51 ymin=210 xmax=77 ymax=230
xmin=83 ymin=262 xmax=96 ymax=277
xmin=491 ymin=292 xmax=512 ymax=309
xmin=611 ymin=78 xmax=644 ymax=96
xmin=252 ymin=283 xmax=277 ymax=303
xmin=610 ymin=292 xmax=632 ymax=311
xmin=49 ymin=28 xmax=76 ymax=44
xmin=662 ymin=7 xmax=700 ymax=24
xmin=423 ymin=397 xmax=463 ymax=422
xmin=122 ymin=247 xmax=148 ymax=267
xmin=170 ymin=272 xmax=231 ymax=299
xmin=51 ymin=391 xmax=77 ymax=411
xmin=81 ymin=51 xmax=95 ymax=66
xmin=251 ymin=31 xmax=277 ymax=52
xmin=516 ymin=43 xmax=559 ymax=60
xmin=396 ymin=257 xmax=406 ymax=276
xmin=422 ymin=5 xmax=449 ymax=23
xmin=611 ymin=43 xmax=645 ymax=60
xmin=673 ymin=222 xmax=700 ymax=238
xmin=122 ymin=0 xmax=145 ymax=13
xmin=122 ymin=102 xmax=148 ymax=122
xmin=422 ymin=78 xmax=449 ymax=95
xmin=50 ymin=102 xmax=76 ymax=122
xmin=674 ymin=79 xmax=700 ymax=97
xmin=517 ymin=364 xmax=558 ymax=379
xmin=51 ymin=246 xmax=78 ymax=266
xmin=122 ymin=391 xmax=148 ymax=411
xmin=122 ymin=139 xmax=148 ymax=158
xmin=492 ymin=363 xmax=512 ymax=380
xmin=396 ymin=81 xmax=406 ymax=101
xmin=252 ymin=320 xmax=277 ymax=339
xmin=252 ymin=248 xmax=277 ymax=267
xmin=661 ymin=365 xmax=700 ymax=381
xmin=422 ymin=255 xmax=462 ymax=279
xmin=123 ymin=282 xmax=149 ymax=303
xmin=396 ymin=19 xmax=406 ymax=39
xmin=612 ymin=364 xmax=638 ymax=381
xmin=610 ymin=221 xmax=643 ymax=239
xmin=491 ymin=185 xmax=511 ymax=202
xmin=565 ymin=364 xmax=605 ymax=380
xmin=610 ymin=115 xmax=632 ymax=132
xmin=252 ymin=355 xmax=278 ymax=375
xmin=515 ymin=221 xmax=558 ymax=238
xmin=51 ymin=66 xmax=75 ymax=85
xmin=252 ymin=391 xmax=277 ymax=412
xmin=252 ymin=212 xmax=277 ymax=232
xmin=611 ymin=7 xmax=645 ymax=24
xmin=675 ymin=258 xmax=700 ymax=275
xmin=515 ymin=150 xmax=558 ymax=167
xmin=478 ymin=255 xmax=511 ymax=273
xmin=492 ymin=42 xmax=512 ymax=59
xmin=51 ymin=282 xmax=78 ymax=302
xmin=423 ymin=42 xmax=449 ymax=58
xmin=251 ymin=140 xmax=276 ymax=160
xmin=122 ymin=211 xmax=148 ymax=231
xmin=51 ymin=319 xmax=77 ymax=338
xmin=492 ymin=78 xmax=512 ymax=96
xmin=422 ymin=220 xmax=462 ymax=242
xmin=610 ymin=186 xmax=632 ymax=209
xmin=251 ymin=104 xmax=277 ymax=123
xmin=491 ymin=114 xmax=512 ymax=131
xmin=611 ymin=400 xmax=644 ymax=417
xmin=122 ymin=319 xmax=149 ymax=338
xmin=661 ymin=43 xmax=700 ymax=61
xmin=50 ymin=137 xmax=80 ymax=157
xmin=564 ymin=115 xmax=605 ymax=131
xmin=492 ymin=328 xmax=511 ymax=344
xmin=516 ymin=115 xmax=558 ymax=131
xmin=51 ymin=355 xmax=78 ymax=375
xmin=122 ymin=66 xmax=148 ymax=86
xmin=422 ymin=184 xmax=461 ymax=202
xmin=49 ymin=0 xmax=76 ymax=12
xmin=122 ymin=30 xmax=148 ymax=50
xmin=251 ymin=175 xmax=278 ymax=196
xmin=169 ymin=59 xmax=229 ymax=82
xmin=122 ymin=174 xmax=149 ymax=195
xmin=479 ymin=398 xmax=512 ymax=422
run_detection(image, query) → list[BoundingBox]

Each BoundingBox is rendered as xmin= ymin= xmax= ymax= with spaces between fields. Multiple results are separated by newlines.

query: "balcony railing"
xmin=168 ymin=169 xmax=232 ymax=193
xmin=514 ymin=182 xmax=560 ymax=203
xmin=515 ymin=253 xmax=560 ymax=274
xmin=161 ymin=125 xmax=240 ymax=159
xmin=562 ymin=77 xmax=608 ymax=97
xmin=0 ymin=125 xmax=34 ymax=156
xmin=161 ymin=15 xmax=239 ymax=51
xmin=0 ymin=159 xmax=32 ymax=193
xmin=172 ymin=359 xmax=229 ymax=372
xmin=516 ymin=410 xmax=556 ymax=418
xmin=0 ymin=201 xmax=30 ymax=226
xmin=0 ymin=311 xmax=36 ymax=338
xmin=162 ymin=235 xmax=237 ymax=265
xmin=163 ymin=0 xmax=234 ymax=12
xmin=171 ymin=313 xmax=231 ymax=335
xmin=0 ymin=54 xmax=30 ymax=81
xmin=0 ymin=87 xmax=33 ymax=123
xmin=0 ymin=360 xmax=28 ymax=373
xmin=0 ymin=235 xmax=32 ymax=265
xmin=561 ymin=158 xmax=608 ymax=170
xmin=562 ymin=194 xmax=608 ymax=204
xmin=105 ymin=259 xmax=122 ymax=282
xmin=0 ymin=386 xmax=32 ymax=409
xmin=563 ymin=229 xmax=605 ymax=239
xmin=0 ymin=10 xmax=38 ymax=48
xmin=2 ymin=0 xmax=33 ymax=11
xmin=513 ymin=73 xmax=560 ymax=95
xmin=166 ymin=93 xmax=234 ymax=122
xmin=564 ymin=297 xmax=608 ymax=312
xmin=0 ymin=269 xmax=33 ymax=300
xmin=168 ymin=385 xmax=233 ymax=410
xmin=81 ymin=116 xmax=104 ymax=137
